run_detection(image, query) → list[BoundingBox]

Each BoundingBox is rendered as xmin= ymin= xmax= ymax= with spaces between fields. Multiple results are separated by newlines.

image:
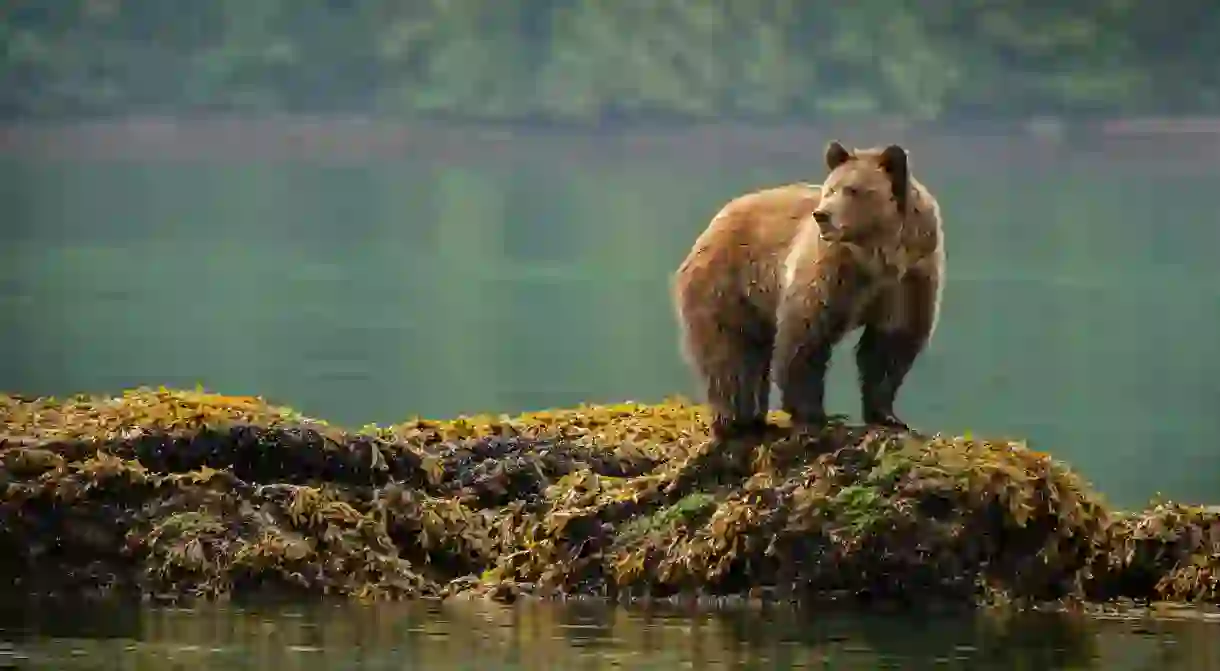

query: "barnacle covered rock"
xmin=0 ymin=387 xmax=1215 ymax=607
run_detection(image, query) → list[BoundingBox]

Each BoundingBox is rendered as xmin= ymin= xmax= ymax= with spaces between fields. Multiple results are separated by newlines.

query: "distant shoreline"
xmin=1 ymin=115 xmax=1218 ymax=165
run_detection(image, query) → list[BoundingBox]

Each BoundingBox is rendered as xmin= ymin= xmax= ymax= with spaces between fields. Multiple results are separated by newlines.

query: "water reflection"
xmin=1 ymin=598 xmax=1218 ymax=670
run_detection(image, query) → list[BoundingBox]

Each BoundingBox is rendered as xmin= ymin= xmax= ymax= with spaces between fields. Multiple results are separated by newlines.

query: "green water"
xmin=2 ymin=600 xmax=1220 ymax=670
xmin=2 ymin=129 xmax=1220 ymax=509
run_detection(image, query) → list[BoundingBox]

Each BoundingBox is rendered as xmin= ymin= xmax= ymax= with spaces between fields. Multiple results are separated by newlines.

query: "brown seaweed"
xmin=0 ymin=387 xmax=1215 ymax=608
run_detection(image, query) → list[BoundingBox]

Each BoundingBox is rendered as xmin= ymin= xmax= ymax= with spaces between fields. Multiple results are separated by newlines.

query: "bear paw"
xmin=710 ymin=417 xmax=770 ymax=442
xmin=863 ymin=411 xmax=912 ymax=432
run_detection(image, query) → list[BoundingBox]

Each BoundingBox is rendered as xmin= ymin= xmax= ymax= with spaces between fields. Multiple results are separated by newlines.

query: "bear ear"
xmin=879 ymin=144 xmax=910 ymax=211
xmin=825 ymin=141 xmax=851 ymax=171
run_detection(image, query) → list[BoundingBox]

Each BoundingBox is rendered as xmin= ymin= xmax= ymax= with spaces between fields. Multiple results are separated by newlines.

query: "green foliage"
xmin=1 ymin=0 xmax=1217 ymax=121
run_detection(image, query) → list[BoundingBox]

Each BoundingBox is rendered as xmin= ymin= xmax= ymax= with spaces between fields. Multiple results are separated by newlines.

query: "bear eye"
xmin=844 ymin=186 xmax=859 ymax=197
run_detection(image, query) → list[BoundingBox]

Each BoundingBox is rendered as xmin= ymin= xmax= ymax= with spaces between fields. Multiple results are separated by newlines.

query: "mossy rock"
xmin=0 ymin=387 xmax=1215 ymax=608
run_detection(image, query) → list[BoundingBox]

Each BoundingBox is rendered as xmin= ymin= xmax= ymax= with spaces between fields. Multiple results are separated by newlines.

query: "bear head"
xmin=812 ymin=141 xmax=910 ymax=244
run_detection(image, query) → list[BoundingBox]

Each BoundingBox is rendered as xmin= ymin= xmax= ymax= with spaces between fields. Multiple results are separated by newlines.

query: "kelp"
xmin=0 ymin=387 xmax=1216 ymax=607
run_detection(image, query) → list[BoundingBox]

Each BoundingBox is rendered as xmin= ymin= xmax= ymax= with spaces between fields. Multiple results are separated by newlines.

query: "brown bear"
xmin=672 ymin=141 xmax=945 ymax=440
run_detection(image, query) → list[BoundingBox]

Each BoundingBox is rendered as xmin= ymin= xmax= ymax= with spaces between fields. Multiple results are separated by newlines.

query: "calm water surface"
xmin=3 ymin=599 xmax=1220 ymax=670
xmin=3 ymin=125 xmax=1220 ymax=508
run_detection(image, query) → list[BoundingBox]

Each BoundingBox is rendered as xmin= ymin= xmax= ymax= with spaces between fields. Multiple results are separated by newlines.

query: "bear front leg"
xmin=773 ymin=266 xmax=863 ymax=429
xmin=856 ymin=270 xmax=939 ymax=430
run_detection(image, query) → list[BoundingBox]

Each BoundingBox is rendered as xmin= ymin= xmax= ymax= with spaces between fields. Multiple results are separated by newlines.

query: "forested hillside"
xmin=2 ymin=1 xmax=1216 ymax=122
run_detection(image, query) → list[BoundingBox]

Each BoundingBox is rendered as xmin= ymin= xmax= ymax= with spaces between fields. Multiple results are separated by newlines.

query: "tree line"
xmin=2 ymin=0 xmax=1217 ymax=123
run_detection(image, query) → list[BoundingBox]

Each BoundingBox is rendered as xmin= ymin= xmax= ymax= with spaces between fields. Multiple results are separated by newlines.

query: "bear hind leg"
xmin=704 ymin=331 xmax=773 ymax=441
xmin=679 ymin=313 xmax=773 ymax=442
xmin=741 ymin=330 xmax=774 ymax=436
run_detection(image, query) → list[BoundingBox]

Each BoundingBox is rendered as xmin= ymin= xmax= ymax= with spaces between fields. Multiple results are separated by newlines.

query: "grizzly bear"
xmin=672 ymin=141 xmax=945 ymax=439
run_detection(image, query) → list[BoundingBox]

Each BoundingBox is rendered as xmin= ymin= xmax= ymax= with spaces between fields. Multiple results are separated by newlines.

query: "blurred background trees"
xmin=3 ymin=0 xmax=1217 ymax=123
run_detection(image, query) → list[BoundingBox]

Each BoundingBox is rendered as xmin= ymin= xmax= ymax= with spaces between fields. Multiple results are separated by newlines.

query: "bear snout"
xmin=812 ymin=210 xmax=838 ymax=238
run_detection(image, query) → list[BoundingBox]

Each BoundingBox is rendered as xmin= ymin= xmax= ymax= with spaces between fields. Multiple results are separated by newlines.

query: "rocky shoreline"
xmin=1 ymin=388 xmax=1217 ymax=608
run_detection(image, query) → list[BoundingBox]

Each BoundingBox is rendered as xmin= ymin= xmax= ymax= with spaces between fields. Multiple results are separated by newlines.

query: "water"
xmin=2 ymin=123 xmax=1220 ymax=509
xmin=2 ymin=599 xmax=1219 ymax=670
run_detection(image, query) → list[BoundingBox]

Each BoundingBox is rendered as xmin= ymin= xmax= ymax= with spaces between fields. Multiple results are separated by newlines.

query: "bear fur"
xmin=672 ymin=141 xmax=945 ymax=439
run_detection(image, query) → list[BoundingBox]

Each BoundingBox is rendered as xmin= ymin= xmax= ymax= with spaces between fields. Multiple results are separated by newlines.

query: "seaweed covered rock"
xmin=0 ymin=388 xmax=1215 ymax=608
xmin=1091 ymin=502 xmax=1220 ymax=603
xmin=0 ymin=389 xmax=665 ymax=601
xmin=483 ymin=427 xmax=1111 ymax=607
